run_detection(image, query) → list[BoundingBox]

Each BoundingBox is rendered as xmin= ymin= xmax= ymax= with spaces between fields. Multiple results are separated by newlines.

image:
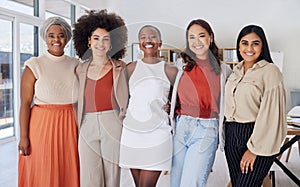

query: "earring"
xmin=88 ymin=43 xmax=91 ymax=48
xmin=109 ymin=45 xmax=112 ymax=50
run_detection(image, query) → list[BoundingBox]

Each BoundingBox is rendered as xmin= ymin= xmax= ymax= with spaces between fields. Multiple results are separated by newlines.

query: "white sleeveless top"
xmin=123 ymin=59 xmax=170 ymax=132
xmin=120 ymin=59 xmax=172 ymax=170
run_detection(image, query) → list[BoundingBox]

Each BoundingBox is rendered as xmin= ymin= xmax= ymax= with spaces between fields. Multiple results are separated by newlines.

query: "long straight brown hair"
xmin=181 ymin=19 xmax=221 ymax=74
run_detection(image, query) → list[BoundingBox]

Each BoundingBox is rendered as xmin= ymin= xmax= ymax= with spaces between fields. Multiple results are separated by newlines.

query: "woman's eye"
xmin=241 ymin=41 xmax=248 ymax=46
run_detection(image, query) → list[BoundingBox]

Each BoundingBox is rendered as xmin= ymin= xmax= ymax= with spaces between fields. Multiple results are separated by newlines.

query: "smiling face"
xmin=239 ymin=32 xmax=262 ymax=64
xmin=46 ymin=25 xmax=67 ymax=56
xmin=138 ymin=26 xmax=162 ymax=57
xmin=187 ymin=24 xmax=212 ymax=60
xmin=88 ymin=28 xmax=111 ymax=58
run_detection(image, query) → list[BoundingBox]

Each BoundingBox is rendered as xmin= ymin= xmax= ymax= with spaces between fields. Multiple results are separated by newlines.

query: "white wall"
xmin=82 ymin=0 xmax=300 ymax=110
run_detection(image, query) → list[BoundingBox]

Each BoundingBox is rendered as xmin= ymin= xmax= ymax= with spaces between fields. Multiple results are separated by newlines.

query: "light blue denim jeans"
xmin=171 ymin=115 xmax=219 ymax=187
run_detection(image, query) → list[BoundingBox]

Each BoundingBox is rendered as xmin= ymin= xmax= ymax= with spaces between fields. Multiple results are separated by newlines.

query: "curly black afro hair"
xmin=73 ymin=9 xmax=128 ymax=60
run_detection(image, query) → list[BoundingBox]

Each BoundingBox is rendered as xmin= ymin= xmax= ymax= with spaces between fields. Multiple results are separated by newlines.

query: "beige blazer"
xmin=75 ymin=58 xmax=129 ymax=128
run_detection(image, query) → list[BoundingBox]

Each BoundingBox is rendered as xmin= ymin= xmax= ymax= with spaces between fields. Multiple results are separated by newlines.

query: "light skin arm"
xmin=18 ymin=67 xmax=36 ymax=156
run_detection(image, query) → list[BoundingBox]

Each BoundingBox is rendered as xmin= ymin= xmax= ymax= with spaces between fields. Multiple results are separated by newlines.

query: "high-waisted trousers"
xmin=224 ymin=121 xmax=275 ymax=187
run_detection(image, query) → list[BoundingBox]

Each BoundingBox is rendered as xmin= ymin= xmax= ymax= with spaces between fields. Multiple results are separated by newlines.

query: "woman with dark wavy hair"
xmin=224 ymin=25 xmax=286 ymax=187
xmin=73 ymin=9 xmax=128 ymax=187
xmin=169 ymin=19 xmax=232 ymax=186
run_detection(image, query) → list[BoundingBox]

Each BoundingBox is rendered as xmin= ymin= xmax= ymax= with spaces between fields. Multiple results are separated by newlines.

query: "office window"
xmin=0 ymin=18 xmax=14 ymax=139
xmin=79 ymin=6 xmax=89 ymax=17
xmin=45 ymin=0 xmax=71 ymax=19
xmin=20 ymin=23 xmax=34 ymax=72
xmin=0 ymin=0 xmax=34 ymax=16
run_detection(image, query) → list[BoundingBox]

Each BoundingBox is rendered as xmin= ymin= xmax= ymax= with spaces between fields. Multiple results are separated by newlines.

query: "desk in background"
xmin=270 ymin=125 xmax=300 ymax=187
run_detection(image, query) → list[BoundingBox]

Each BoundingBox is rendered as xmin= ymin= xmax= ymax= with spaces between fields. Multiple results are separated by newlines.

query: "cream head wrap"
xmin=40 ymin=17 xmax=72 ymax=43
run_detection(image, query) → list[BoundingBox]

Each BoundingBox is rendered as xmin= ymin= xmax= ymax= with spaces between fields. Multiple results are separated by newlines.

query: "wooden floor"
xmin=0 ymin=140 xmax=299 ymax=187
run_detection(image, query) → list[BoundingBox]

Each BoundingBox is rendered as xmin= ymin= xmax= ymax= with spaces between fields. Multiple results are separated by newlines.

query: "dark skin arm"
xmin=164 ymin=63 xmax=178 ymax=113
xmin=164 ymin=63 xmax=178 ymax=86
xmin=18 ymin=67 xmax=36 ymax=156
xmin=126 ymin=61 xmax=137 ymax=79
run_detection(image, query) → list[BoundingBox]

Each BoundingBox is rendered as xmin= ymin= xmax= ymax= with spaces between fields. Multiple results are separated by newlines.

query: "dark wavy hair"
xmin=236 ymin=25 xmax=273 ymax=63
xmin=181 ymin=19 xmax=220 ymax=74
xmin=73 ymin=9 xmax=128 ymax=60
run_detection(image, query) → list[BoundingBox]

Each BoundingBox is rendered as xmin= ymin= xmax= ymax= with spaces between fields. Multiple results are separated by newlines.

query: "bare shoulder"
xmin=21 ymin=67 xmax=36 ymax=89
xmin=164 ymin=63 xmax=178 ymax=85
xmin=22 ymin=66 xmax=36 ymax=80
xmin=126 ymin=61 xmax=137 ymax=78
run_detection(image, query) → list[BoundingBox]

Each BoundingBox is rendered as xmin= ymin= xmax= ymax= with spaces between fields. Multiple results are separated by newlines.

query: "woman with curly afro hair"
xmin=73 ymin=9 xmax=129 ymax=187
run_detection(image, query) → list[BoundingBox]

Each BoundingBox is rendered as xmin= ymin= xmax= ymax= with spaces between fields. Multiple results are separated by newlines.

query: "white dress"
xmin=119 ymin=60 xmax=172 ymax=171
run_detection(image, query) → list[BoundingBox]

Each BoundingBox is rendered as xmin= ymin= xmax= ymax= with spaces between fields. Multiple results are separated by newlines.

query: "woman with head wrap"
xmin=18 ymin=17 xmax=80 ymax=187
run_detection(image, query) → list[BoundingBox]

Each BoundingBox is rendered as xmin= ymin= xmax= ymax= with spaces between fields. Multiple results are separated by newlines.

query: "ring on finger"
xmin=19 ymin=150 xmax=23 ymax=155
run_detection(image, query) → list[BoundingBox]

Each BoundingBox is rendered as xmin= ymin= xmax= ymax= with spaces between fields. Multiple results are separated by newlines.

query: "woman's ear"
xmin=159 ymin=40 xmax=162 ymax=47
xmin=88 ymin=37 xmax=91 ymax=46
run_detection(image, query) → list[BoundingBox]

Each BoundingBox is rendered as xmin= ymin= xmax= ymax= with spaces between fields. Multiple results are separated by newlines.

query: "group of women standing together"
xmin=17 ymin=8 xmax=286 ymax=187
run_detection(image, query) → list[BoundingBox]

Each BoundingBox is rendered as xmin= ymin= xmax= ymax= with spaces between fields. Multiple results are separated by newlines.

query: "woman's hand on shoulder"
xmin=165 ymin=63 xmax=178 ymax=85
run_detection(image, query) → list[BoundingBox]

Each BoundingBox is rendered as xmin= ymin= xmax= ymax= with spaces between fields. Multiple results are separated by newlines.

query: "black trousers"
xmin=224 ymin=121 xmax=275 ymax=187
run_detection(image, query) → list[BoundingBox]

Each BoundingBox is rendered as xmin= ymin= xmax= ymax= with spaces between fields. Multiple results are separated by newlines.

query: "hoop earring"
xmin=109 ymin=45 xmax=112 ymax=51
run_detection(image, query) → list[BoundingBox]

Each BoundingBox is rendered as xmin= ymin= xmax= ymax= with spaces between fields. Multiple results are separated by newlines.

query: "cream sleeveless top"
xmin=25 ymin=51 xmax=79 ymax=104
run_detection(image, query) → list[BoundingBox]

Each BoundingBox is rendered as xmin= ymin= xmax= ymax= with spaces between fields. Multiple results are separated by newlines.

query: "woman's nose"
xmin=247 ymin=44 xmax=254 ymax=51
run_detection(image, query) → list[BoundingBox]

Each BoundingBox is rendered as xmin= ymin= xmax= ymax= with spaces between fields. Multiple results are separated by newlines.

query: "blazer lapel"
xmin=77 ymin=60 xmax=91 ymax=128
